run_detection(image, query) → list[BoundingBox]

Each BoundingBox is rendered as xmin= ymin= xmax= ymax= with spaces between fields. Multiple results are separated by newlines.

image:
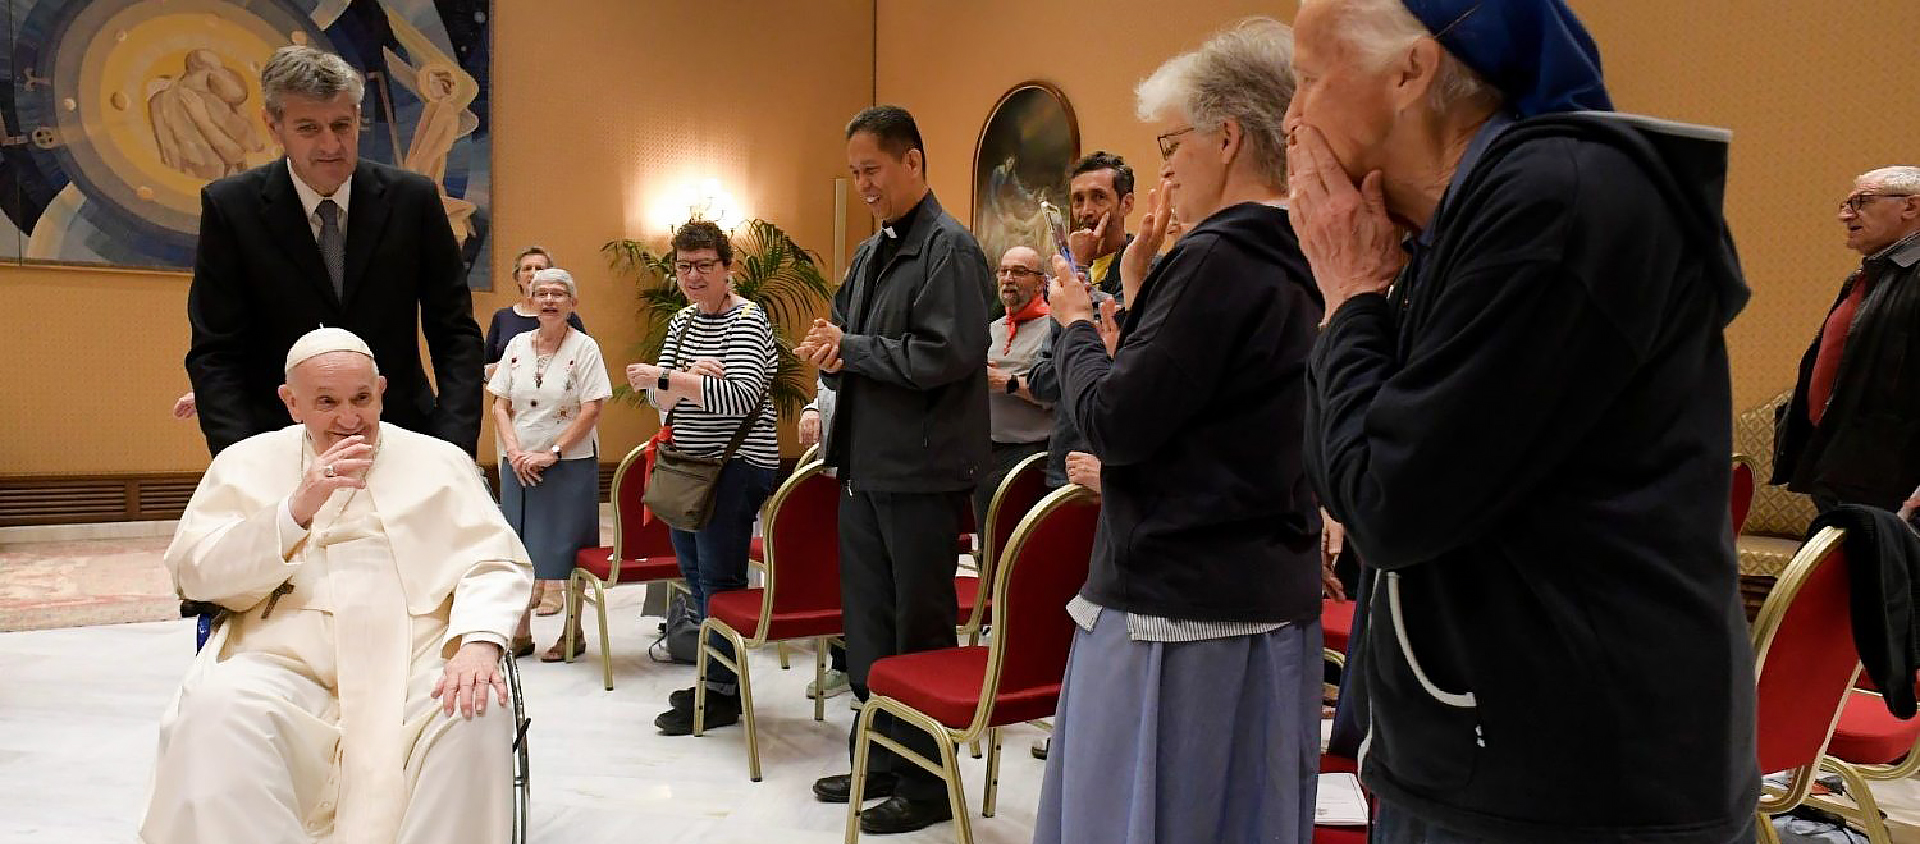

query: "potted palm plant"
xmin=603 ymin=217 xmax=835 ymax=417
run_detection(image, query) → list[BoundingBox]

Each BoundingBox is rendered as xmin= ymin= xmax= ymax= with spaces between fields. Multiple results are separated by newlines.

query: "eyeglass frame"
xmin=1840 ymin=193 xmax=1917 ymax=214
xmin=1156 ymin=126 xmax=1198 ymax=160
xmin=997 ymin=266 xmax=1046 ymax=279
xmin=673 ymin=258 xmax=726 ymax=276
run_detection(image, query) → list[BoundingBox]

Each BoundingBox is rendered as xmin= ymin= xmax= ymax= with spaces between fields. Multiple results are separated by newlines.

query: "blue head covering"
xmin=1400 ymin=0 xmax=1613 ymax=117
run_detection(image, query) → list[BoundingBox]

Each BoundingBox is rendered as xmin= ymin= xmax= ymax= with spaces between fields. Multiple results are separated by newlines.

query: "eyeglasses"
xmin=674 ymin=259 xmax=724 ymax=275
xmin=1156 ymin=126 xmax=1197 ymax=160
xmin=997 ymin=267 xmax=1045 ymax=279
xmin=1840 ymin=193 xmax=1916 ymax=214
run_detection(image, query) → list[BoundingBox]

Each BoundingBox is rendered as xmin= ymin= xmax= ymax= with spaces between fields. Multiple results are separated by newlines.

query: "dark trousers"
xmin=1371 ymin=802 xmax=1756 ymax=844
xmin=669 ymin=458 xmax=777 ymax=695
xmin=971 ymin=439 xmax=1049 ymax=532
xmin=840 ymin=485 xmax=964 ymax=801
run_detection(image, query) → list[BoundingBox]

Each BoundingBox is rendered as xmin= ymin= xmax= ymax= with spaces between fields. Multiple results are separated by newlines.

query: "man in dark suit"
xmin=186 ymin=45 xmax=483 ymax=457
xmin=797 ymin=105 xmax=992 ymax=836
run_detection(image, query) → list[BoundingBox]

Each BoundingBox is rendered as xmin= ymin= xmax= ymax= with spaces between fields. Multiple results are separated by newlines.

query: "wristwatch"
xmin=656 ymin=367 xmax=670 ymax=391
xmin=1005 ymin=374 xmax=1020 ymax=394
xmin=549 ymin=444 xmax=563 ymax=458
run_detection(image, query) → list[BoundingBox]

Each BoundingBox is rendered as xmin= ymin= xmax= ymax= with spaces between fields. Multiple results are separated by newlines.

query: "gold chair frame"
xmin=692 ymin=460 xmax=841 ymax=782
xmin=562 ymin=442 xmax=687 ymax=691
xmin=845 ymin=484 xmax=1099 ymax=844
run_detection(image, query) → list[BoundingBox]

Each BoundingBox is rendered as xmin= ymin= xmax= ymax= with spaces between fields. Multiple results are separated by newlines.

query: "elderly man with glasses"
xmin=1775 ymin=166 xmax=1920 ymax=515
xmin=973 ymin=245 xmax=1056 ymax=526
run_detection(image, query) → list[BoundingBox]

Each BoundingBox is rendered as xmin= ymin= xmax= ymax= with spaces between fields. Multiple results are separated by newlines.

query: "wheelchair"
xmin=190 ymin=605 xmax=532 ymax=841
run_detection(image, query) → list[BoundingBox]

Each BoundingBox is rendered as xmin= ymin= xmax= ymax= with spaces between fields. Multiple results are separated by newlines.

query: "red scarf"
xmin=1003 ymin=295 xmax=1051 ymax=354
xmin=639 ymin=427 xmax=672 ymax=524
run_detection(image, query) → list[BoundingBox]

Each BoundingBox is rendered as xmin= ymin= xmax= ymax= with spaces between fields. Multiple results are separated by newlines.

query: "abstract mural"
xmin=0 ymin=0 xmax=494 ymax=288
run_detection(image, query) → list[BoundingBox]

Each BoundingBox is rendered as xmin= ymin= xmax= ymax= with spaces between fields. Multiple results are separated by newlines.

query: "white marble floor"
xmin=0 ymin=588 xmax=1050 ymax=844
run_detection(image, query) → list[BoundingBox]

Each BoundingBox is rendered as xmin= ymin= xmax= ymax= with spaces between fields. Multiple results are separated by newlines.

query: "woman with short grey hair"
xmin=1034 ymin=18 xmax=1325 ymax=843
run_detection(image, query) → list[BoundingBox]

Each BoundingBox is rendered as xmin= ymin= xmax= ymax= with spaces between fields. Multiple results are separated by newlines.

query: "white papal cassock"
xmin=141 ymin=423 xmax=533 ymax=844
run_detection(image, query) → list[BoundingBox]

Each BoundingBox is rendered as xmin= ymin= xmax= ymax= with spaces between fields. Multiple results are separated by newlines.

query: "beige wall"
xmin=877 ymin=0 xmax=1920 ymax=413
xmin=9 ymin=0 xmax=1916 ymax=475
xmin=0 ymin=0 xmax=873 ymax=475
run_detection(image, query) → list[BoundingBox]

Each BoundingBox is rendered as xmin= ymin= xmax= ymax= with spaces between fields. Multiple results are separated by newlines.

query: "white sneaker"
xmin=808 ymin=669 xmax=852 ymax=700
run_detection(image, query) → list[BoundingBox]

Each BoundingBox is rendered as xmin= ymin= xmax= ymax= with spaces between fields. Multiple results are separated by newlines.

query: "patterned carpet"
xmin=0 ymin=536 xmax=179 ymax=632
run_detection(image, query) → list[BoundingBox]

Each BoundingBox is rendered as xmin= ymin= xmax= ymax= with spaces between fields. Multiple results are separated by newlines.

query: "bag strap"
xmin=661 ymin=307 xmax=698 ymax=428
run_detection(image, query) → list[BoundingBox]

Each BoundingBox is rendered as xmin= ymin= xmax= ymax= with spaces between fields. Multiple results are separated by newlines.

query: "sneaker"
xmin=808 ymin=669 xmax=852 ymax=700
xmin=656 ymin=691 xmax=740 ymax=735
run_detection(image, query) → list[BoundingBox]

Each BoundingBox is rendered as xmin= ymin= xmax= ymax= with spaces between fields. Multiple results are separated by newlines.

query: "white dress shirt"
xmin=287 ymin=159 xmax=354 ymax=242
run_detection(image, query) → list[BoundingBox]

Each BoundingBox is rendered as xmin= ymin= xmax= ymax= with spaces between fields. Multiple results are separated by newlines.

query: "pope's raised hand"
xmin=290 ymin=436 xmax=371 ymax=528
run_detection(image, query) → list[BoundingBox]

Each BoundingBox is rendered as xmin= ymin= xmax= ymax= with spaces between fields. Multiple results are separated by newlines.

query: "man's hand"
xmin=797 ymin=319 xmax=845 ymax=373
xmin=1286 ymin=125 xmax=1404 ymax=314
xmin=798 ymin=408 xmax=822 ymax=447
xmin=1048 ymin=256 xmax=1096 ymax=327
xmin=172 ymin=392 xmax=197 ymax=419
xmin=1068 ymin=211 xmax=1111 ymax=264
xmin=1065 ymin=450 xmax=1102 ymax=493
xmin=432 ymin=641 xmax=507 ymax=719
xmin=986 ymin=363 xmax=1012 ymax=392
xmin=1321 ymin=509 xmax=1348 ymax=601
xmin=289 ymin=435 xmax=373 ymax=528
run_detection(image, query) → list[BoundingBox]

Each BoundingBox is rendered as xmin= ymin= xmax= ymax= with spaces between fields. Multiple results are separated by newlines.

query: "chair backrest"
xmin=972 ymin=484 xmax=1100 ymax=726
xmin=610 ymin=442 xmax=675 ymax=570
xmin=798 ymin=443 xmax=820 ymax=467
xmin=981 ymin=452 xmax=1051 ymax=584
xmin=755 ymin=461 xmax=842 ymax=638
xmin=1730 ymin=454 xmax=1757 ymax=535
xmin=1752 ymin=526 xmax=1859 ymax=786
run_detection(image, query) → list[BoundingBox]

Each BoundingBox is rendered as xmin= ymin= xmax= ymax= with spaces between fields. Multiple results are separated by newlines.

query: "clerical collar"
xmin=883 ymin=193 xmax=930 ymax=240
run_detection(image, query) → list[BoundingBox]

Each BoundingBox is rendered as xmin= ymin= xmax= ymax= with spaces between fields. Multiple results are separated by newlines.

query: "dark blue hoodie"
xmin=1307 ymin=113 xmax=1758 ymax=843
xmin=1056 ymin=201 xmax=1325 ymax=624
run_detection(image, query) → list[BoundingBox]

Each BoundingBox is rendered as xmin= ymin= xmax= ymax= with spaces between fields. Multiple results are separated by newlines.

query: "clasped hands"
xmin=795 ymin=320 xmax=845 ymax=372
xmin=504 ymin=445 xmax=556 ymax=488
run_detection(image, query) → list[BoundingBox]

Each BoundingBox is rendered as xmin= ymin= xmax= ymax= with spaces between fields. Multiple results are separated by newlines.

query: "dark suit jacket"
xmin=186 ymin=158 xmax=484 ymax=456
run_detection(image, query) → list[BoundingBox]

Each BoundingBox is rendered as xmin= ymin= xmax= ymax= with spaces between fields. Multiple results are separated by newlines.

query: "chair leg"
xmin=846 ymin=702 xmax=882 ymax=844
xmin=735 ymin=629 xmax=762 ymax=783
xmin=777 ymin=641 xmax=791 ymax=670
xmin=692 ymin=620 xmax=713 ymax=738
xmin=1828 ymin=758 xmax=1895 ymax=844
xmin=983 ymin=727 xmax=1002 ymax=818
xmin=937 ymin=723 xmax=975 ymax=844
xmin=814 ymin=637 xmax=828 ymax=722
xmin=592 ymin=579 xmax=613 ymax=691
xmin=561 ymin=575 xmax=580 ymax=663
xmin=1756 ymin=811 xmax=1781 ymax=844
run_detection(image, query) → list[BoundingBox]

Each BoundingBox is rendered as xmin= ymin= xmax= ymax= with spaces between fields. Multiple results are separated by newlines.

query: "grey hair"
xmin=261 ymin=46 xmax=364 ymax=119
xmin=1303 ymin=0 xmax=1500 ymax=113
xmin=1135 ymin=18 xmax=1297 ymax=190
xmin=1857 ymin=166 xmax=1920 ymax=195
xmin=529 ymin=267 xmax=577 ymax=298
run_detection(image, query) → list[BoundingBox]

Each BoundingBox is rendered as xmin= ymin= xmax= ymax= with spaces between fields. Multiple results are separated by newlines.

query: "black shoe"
xmin=812 ymin=772 xmax=897 ymax=804
xmin=859 ymin=795 xmax=953 ymax=835
xmin=654 ymin=692 xmax=740 ymax=736
xmin=667 ymin=686 xmax=696 ymax=710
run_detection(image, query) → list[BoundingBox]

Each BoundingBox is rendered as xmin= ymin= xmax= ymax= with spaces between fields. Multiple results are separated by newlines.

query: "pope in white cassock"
xmin=142 ymin=327 xmax=534 ymax=844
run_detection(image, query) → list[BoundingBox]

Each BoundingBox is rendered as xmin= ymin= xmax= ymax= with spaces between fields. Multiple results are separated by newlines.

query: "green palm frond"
xmin=603 ymin=218 xmax=836 ymax=419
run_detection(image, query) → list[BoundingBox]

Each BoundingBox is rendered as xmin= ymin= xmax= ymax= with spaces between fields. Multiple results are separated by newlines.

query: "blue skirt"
xmin=1034 ymin=611 xmax=1322 ymax=844
xmin=499 ymin=456 xmax=600 ymax=580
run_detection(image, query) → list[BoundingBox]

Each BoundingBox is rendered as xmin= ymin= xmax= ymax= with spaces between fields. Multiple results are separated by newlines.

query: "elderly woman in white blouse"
xmin=488 ymin=268 xmax=614 ymax=661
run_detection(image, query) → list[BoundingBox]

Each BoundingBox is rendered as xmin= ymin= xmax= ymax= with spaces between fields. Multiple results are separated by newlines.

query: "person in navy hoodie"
xmin=1290 ymin=1 xmax=1758 ymax=842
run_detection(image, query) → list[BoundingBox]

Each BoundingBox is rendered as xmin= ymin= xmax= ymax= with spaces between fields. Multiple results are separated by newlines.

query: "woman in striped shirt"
xmin=623 ymin=220 xmax=780 ymax=736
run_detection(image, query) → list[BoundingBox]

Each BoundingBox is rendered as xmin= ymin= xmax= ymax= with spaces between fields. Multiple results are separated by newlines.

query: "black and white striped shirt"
xmin=649 ymin=302 xmax=779 ymax=469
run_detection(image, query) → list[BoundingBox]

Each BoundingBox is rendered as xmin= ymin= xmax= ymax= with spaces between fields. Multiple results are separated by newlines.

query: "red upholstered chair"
xmin=563 ymin=442 xmax=682 ymax=691
xmin=692 ymin=461 xmax=843 ymax=782
xmin=1802 ymin=676 xmax=1920 ymax=844
xmin=1731 ymin=454 xmax=1758 ymax=535
xmin=959 ymin=452 xmax=1050 ymax=646
xmin=847 ymin=485 xmax=1100 ymax=844
xmin=1751 ymin=526 xmax=1862 ymax=842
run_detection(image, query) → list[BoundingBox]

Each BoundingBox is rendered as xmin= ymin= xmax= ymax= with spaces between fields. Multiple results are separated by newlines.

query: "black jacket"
xmin=1056 ymin=203 xmax=1323 ymax=623
xmin=1307 ymin=113 xmax=1757 ymax=843
xmin=1029 ymin=236 xmax=1131 ymax=487
xmin=186 ymin=158 xmax=484 ymax=456
xmin=1774 ymin=237 xmax=1920 ymax=509
xmin=822 ymin=192 xmax=992 ymax=492
xmin=1811 ymin=504 xmax=1920 ymax=717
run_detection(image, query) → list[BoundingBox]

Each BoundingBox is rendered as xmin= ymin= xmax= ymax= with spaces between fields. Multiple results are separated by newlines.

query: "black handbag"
xmin=640 ymin=306 xmax=768 ymax=532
